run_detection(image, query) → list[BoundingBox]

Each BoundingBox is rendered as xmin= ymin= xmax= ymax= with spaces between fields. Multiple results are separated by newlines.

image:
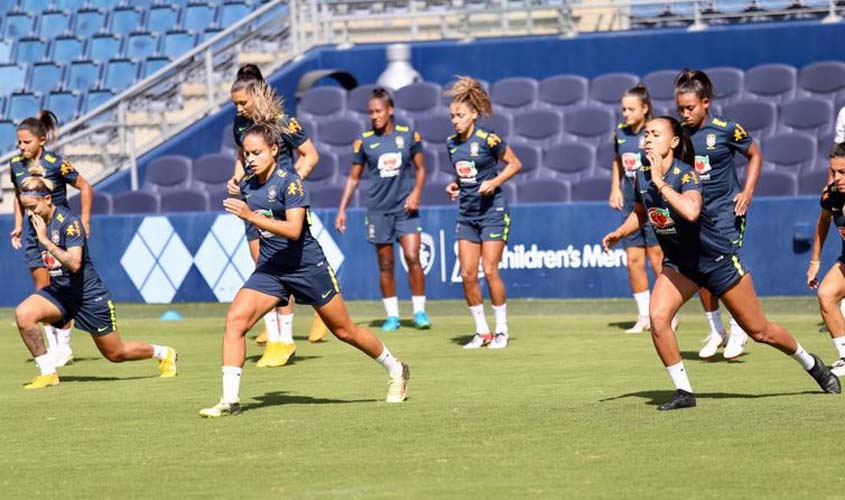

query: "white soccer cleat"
xmin=489 ymin=333 xmax=510 ymax=349
xmin=625 ymin=316 xmax=650 ymax=334
xmin=831 ymin=358 xmax=845 ymax=377
xmin=386 ymin=362 xmax=410 ymax=403
xmin=723 ymin=330 xmax=748 ymax=360
xmin=52 ymin=348 xmax=74 ymax=367
xmin=671 ymin=315 xmax=680 ymax=332
xmin=698 ymin=332 xmax=725 ymax=359
xmin=463 ymin=333 xmax=494 ymax=350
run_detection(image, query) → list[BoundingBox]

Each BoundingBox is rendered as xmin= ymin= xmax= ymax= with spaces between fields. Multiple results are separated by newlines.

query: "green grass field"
xmin=1 ymin=297 xmax=844 ymax=499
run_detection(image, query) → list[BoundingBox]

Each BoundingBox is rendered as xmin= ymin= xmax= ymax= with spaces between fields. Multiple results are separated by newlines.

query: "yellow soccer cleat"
xmin=257 ymin=341 xmax=296 ymax=368
xmin=254 ymin=328 xmax=268 ymax=345
xmin=158 ymin=347 xmax=178 ymax=378
xmin=24 ymin=373 xmax=60 ymax=390
xmin=308 ymin=313 xmax=330 ymax=343
xmin=199 ymin=400 xmax=242 ymax=418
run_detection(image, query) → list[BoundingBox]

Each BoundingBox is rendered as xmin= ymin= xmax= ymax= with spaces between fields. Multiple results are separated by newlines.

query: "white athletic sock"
xmin=792 ymin=343 xmax=816 ymax=370
xmin=35 ymin=353 xmax=56 ymax=376
xmin=833 ymin=336 xmax=845 ymax=359
xmin=728 ymin=313 xmax=745 ymax=336
xmin=43 ymin=325 xmax=58 ymax=351
xmin=264 ymin=311 xmax=281 ymax=343
xmin=376 ymin=345 xmax=403 ymax=378
xmin=633 ymin=291 xmax=650 ymax=318
xmin=54 ymin=327 xmax=71 ymax=350
xmin=383 ymin=297 xmax=399 ymax=318
xmin=151 ymin=344 xmax=168 ymax=360
xmin=279 ymin=313 xmax=294 ymax=344
xmin=492 ymin=303 xmax=508 ymax=334
xmin=705 ymin=310 xmax=726 ymax=336
xmin=469 ymin=304 xmax=490 ymax=334
xmin=222 ymin=366 xmax=242 ymax=403
xmin=411 ymin=295 xmax=426 ymax=314
xmin=840 ymin=299 xmax=845 ymax=317
xmin=666 ymin=361 xmax=693 ymax=393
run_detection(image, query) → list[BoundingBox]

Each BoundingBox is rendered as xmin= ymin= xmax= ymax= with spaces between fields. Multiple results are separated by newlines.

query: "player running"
xmin=444 ymin=77 xmax=522 ymax=349
xmin=675 ymin=69 xmax=763 ymax=360
xmin=602 ymin=116 xmax=839 ymax=411
xmin=200 ymin=123 xmax=410 ymax=417
xmin=608 ymin=85 xmax=665 ymax=333
xmin=335 ymin=87 xmax=431 ymax=331
xmin=10 ymin=111 xmax=94 ymax=367
xmin=227 ymin=64 xmax=329 ymax=367
xmin=14 ymin=176 xmax=177 ymax=389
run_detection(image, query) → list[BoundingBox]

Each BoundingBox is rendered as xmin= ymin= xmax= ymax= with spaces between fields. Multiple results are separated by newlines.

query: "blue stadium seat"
xmin=142 ymin=56 xmax=170 ymax=78
xmin=513 ymin=108 xmax=562 ymax=148
xmin=509 ymin=142 xmax=541 ymax=179
xmin=347 ymin=84 xmax=381 ymax=116
xmin=8 ymin=92 xmax=42 ymax=123
xmin=220 ymin=1 xmax=250 ymax=27
xmin=721 ymin=99 xmax=777 ymax=139
xmin=126 ymin=31 xmax=159 ymax=60
xmin=110 ymin=7 xmax=142 ymax=33
xmin=538 ymin=74 xmax=588 ymax=111
xmin=491 ymin=77 xmax=538 ymax=114
xmin=763 ymin=132 xmax=816 ymax=176
xmin=51 ymin=35 xmax=84 ymax=61
xmin=642 ymin=69 xmax=680 ymax=111
xmin=798 ymin=61 xmax=845 ymax=100
xmin=46 ymin=90 xmax=81 ymax=125
xmin=146 ymin=5 xmax=180 ymax=33
xmin=201 ymin=27 xmax=223 ymax=43
xmin=4 ymin=12 xmax=34 ymax=39
xmin=38 ymin=10 xmax=70 ymax=39
xmin=207 ymin=187 xmax=228 ymax=212
xmin=103 ymin=58 xmax=138 ymax=93
xmin=317 ymin=116 xmax=364 ymax=151
xmin=306 ymin=149 xmax=338 ymax=183
xmin=818 ymin=130 xmax=835 ymax=160
xmin=779 ymin=96 xmax=833 ymax=136
xmin=15 ymin=37 xmax=47 ymax=64
xmin=20 ymin=0 xmax=52 ymax=13
xmin=161 ymin=189 xmax=209 ymax=213
xmin=112 ymin=191 xmax=160 ymax=215
xmin=66 ymin=60 xmax=101 ymax=92
xmin=713 ymin=0 xmax=752 ymax=14
xmin=570 ymin=176 xmax=610 ymax=202
xmin=589 ymin=72 xmax=639 ymax=106
xmin=0 ymin=120 xmax=17 ymax=153
xmin=55 ymin=0 xmax=88 ymax=10
xmin=0 ymin=64 xmax=26 ymax=96
xmin=192 ymin=152 xmax=234 ymax=191
xmin=144 ymin=154 xmax=192 ymax=192
xmin=395 ymin=82 xmax=442 ymax=117
xmin=541 ymin=142 xmax=595 ymax=181
xmin=87 ymin=34 xmax=122 ymax=63
xmin=705 ymin=66 xmax=744 ymax=104
xmin=161 ymin=30 xmax=196 ymax=59
xmin=29 ymin=62 xmax=64 ymax=95
xmin=516 ymin=178 xmax=571 ymax=203
xmin=183 ymin=3 xmax=217 ymax=33
xmin=415 ymin=113 xmax=453 ymax=147
xmin=298 ymin=86 xmax=347 ymax=122
xmin=798 ymin=166 xmax=830 ymax=196
xmin=442 ymin=78 xmax=489 ymax=107
xmin=0 ymin=40 xmax=11 ymax=64
xmin=83 ymin=88 xmax=114 ymax=114
xmin=561 ymin=105 xmax=615 ymax=145
xmin=478 ymin=113 xmax=512 ymax=139
xmin=420 ymin=181 xmax=450 ymax=207
xmin=755 ymin=171 xmax=797 ymax=197
xmin=595 ymin=141 xmax=616 ymax=176
xmin=744 ymin=63 xmax=797 ymax=102
xmin=73 ymin=8 xmax=106 ymax=39
xmin=309 ymin=185 xmax=344 ymax=209
xmin=69 ymin=191 xmax=112 ymax=215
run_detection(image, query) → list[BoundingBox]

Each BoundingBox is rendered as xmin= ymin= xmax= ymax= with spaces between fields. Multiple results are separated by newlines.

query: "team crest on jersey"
xmin=470 ymin=142 xmax=480 ymax=157
xmin=706 ymin=134 xmax=717 ymax=150
xmin=647 ymin=207 xmax=675 ymax=230
xmin=287 ymin=179 xmax=304 ymax=196
xmin=395 ymin=135 xmax=405 ymax=149
xmin=51 ymin=229 xmax=60 ymax=244
xmin=377 ymin=152 xmax=402 ymax=178
xmin=65 ymin=220 xmax=80 ymax=237
xmin=268 ymin=185 xmax=277 ymax=202
xmin=734 ymin=124 xmax=748 ymax=142
xmin=694 ymin=155 xmax=712 ymax=175
xmin=60 ymin=161 xmax=74 ymax=176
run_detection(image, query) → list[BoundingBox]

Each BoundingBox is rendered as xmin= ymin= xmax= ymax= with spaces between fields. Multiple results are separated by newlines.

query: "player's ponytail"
xmin=674 ymin=69 xmax=715 ymax=101
xmin=446 ymin=76 xmax=493 ymax=118
xmin=232 ymin=64 xmax=264 ymax=91
xmin=658 ymin=116 xmax=696 ymax=167
xmin=231 ymin=63 xmax=287 ymax=131
xmin=19 ymin=174 xmax=54 ymax=196
xmin=831 ymin=142 xmax=845 ymax=159
xmin=624 ymin=84 xmax=653 ymax=121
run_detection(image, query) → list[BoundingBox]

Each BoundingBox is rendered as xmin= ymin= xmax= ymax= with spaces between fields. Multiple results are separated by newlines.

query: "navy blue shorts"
xmin=366 ymin=210 xmax=421 ymax=245
xmin=665 ymin=254 xmax=749 ymax=297
xmin=243 ymin=264 xmax=340 ymax=307
xmin=620 ymin=210 xmax=659 ymax=249
xmin=714 ymin=214 xmax=746 ymax=250
xmin=23 ymin=218 xmax=43 ymax=269
xmin=36 ymin=287 xmax=118 ymax=336
xmin=456 ymin=211 xmax=511 ymax=243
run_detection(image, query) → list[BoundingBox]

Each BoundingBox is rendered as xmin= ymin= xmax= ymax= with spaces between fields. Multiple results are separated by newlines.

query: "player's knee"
xmin=224 ymin=308 xmax=252 ymax=335
xmin=627 ymin=253 xmax=645 ymax=268
xmin=14 ymin=305 xmax=38 ymax=329
xmin=745 ymin=324 xmax=772 ymax=344
xmin=482 ymin=263 xmax=500 ymax=280
xmin=331 ymin=323 xmax=355 ymax=343
xmin=103 ymin=349 xmax=126 ymax=363
xmin=403 ymin=251 xmax=420 ymax=268
xmin=817 ymin=284 xmax=841 ymax=309
xmin=460 ymin=267 xmax=478 ymax=283
xmin=649 ymin=308 xmax=672 ymax=331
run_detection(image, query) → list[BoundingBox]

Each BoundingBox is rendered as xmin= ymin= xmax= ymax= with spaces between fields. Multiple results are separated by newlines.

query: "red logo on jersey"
xmin=839 ymin=227 xmax=845 ymax=241
xmin=647 ymin=207 xmax=675 ymax=229
xmin=41 ymin=251 xmax=62 ymax=270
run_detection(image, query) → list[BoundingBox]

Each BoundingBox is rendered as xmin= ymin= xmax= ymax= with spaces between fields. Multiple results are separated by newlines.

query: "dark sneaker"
xmin=808 ymin=353 xmax=841 ymax=394
xmin=657 ymin=389 xmax=697 ymax=411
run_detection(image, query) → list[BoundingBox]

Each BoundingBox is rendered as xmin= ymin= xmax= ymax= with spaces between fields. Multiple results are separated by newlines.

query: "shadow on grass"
xmin=680 ymin=351 xmax=750 ymax=363
xmin=449 ymin=335 xmax=516 ymax=346
xmin=366 ymin=319 xmax=420 ymax=329
xmin=242 ymin=391 xmax=379 ymax=412
xmin=244 ymin=354 xmax=321 ymax=365
xmin=600 ymin=389 xmax=819 ymax=406
xmin=59 ymin=375 xmax=159 ymax=383
xmin=292 ymin=334 xmax=330 ymax=342
xmin=608 ymin=321 xmax=636 ymax=331
xmin=25 ymin=356 xmax=100 ymax=364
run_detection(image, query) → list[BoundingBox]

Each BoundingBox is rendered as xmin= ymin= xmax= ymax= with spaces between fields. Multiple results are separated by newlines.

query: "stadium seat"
xmin=420 ymin=181 xmax=451 ymax=207
xmin=306 ymin=149 xmax=338 ymax=183
xmin=162 ymin=30 xmax=196 ymax=59
xmin=46 ymin=91 xmax=81 ymax=125
xmin=298 ymin=86 xmax=347 ymax=121
xmin=51 ymin=35 xmax=84 ymax=61
xmin=69 ymin=191 xmax=112 ymax=215
xmin=83 ymin=88 xmax=114 ymax=114
xmin=0 ymin=40 xmax=11 ymax=64
xmin=798 ymin=61 xmax=845 ymax=99
xmin=779 ymin=97 xmax=833 ymax=136
xmin=705 ymin=66 xmax=744 ymax=104
xmin=561 ymin=105 xmax=615 ymax=145
xmin=309 ymin=184 xmax=343 ymax=208
xmin=38 ymin=10 xmax=70 ymax=40
xmin=143 ymin=56 xmax=170 ymax=78
xmin=317 ymin=116 xmax=364 ymax=151
xmin=88 ymin=34 xmax=122 ymax=63
xmin=491 ymin=77 xmax=538 ymax=114
xmin=589 ymin=73 xmax=639 ymax=106
xmin=4 ymin=12 xmax=34 ymax=39
xmin=161 ymin=190 xmax=210 ymax=213
xmin=0 ymin=64 xmax=26 ymax=96
xmin=29 ymin=62 xmax=64 ymax=95
xmin=513 ymin=108 xmax=562 ymax=148
xmin=416 ymin=113 xmax=453 ymax=146
xmin=570 ymin=176 xmax=610 ymax=202
xmin=66 ymin=60 xmax=101 ymax=92
xmin=818 ymin=131 xmax=835 ymax=160
xmin=103 ymin=58 xmax=139 ymax=93
xmin=8 ymin=92 xmax=41 ymax=123
xmin=191 ymin=152 xmax=233 ymax=190
xmin=540 ymin=142 xmax=595 ymax=181
xmin=55 ymin=0 xmax=88 ymax=9
xmin=755 ymin=171 xmax=797 ymax=197
xmin=798 ymin=166 xmax=829 ymax=196
xmin=220 ymin=1 xmax=251 ymax=27
xmin=201 ymin=27 xmax=223 ymax=43
xmin=516 ymin=178 xmax=571 ymax=203
xmin=500 ymin=181 xmax=517 ymax=205
xmin=73 ymin=8 xmax=106 ymax=39
xmin=538 ymin=74 xmax=588 ymax=111
xmin=721 ymin=99 xmax=777 ymax=139
xmin=21 ymin=0 xmax=52 ymax=12
xmin=298 ymin=115 xmax=317 ymax=142
xmin=183 ymin=3 xmax=217 ymax=33
xmin=112 ymin=191 xmax=159 ymax=214
xmin=347 ymin=84 xmax=382 ymax=116
xmin=395 ymin=82 xmax=442 ymax=117
xmin=508 ymin=142 xmax=541 ymax=179
xmin=220 ymin=124 xmax=237 ymax=154
xmin=744 ymin=63 xmax=797 ymax=102
xmin=147 ymin=5 xmax=180 ymax=33
xmin=594 ymin=141 xmax=616 ymax=176
xmin=642 ymin=69 xmax=681 ymax=112
xmin=144 ymin=155 xmax=192 ymax=192
xmin=763 ymin=132 xmax=816 ymax=175
xmin=208 ymin=187 xmax=228 ymax=212
xmin=110 ymin=7 xmax=142 ymax=33
xmin=0 ymin=120 xmax=17 ymax=153
xmin=478 ymin=113 xmax=512 ymax=139
xmin=15 ymin=37 xmax=47 ymax=65
xmin=126 ymin=32 xmax=159 ymax=61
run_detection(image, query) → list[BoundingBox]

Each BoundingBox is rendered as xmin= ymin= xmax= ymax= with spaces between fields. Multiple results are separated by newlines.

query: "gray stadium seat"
xmin=208 ymin=187 xmax=228 ymax=212
xmin=347 ymin=84 xmax=382 ymax=116
xmin=516 ymin=178 xmax=571 ymax=203
xmin=509 ymin=142 xmax=541 ymax=179
xmin=416 ymin=113 xmax=453 ymax=146
xmin=561 ymin=105 xmax=615 ymax=145
xmin=69 ymin=191 xmax=112 ymax=216
xmin=763 ymin=132 xmax=816 ymax=176
xmin=513 ymin=108 xmax=562 ymax=148
xmin=643 ymin=69 xmax=681 ymax=111
xmin=421 ymin=181 xmax=451 ymax=207
xmin=744 ymin=63 xmax=797 ymax=103
xmin=798 ymin=166 xmax=829 ymax=196
xmin=589 ymin=73 xmax=639 ymax=106
xmin=755 ymin=171 xmax=797 ymax=197
xmin=161 ymin=190 xmax=210 ymax=213
xmin=112 ymin=191 xmax=159 ymax=214
xmin=595 ymin=141 xmax=616 ymax=176
xmin=144 ymin=155 xmax=192 ymax=192
xmin=298 ymin=86 xmax=347 ymax=121
xmin=779 ymin=97 xmax=833 ymax=136
xmin=317 ymin=116 xmax=364 ymax=151
xmin=478 ymin=113 xmax=512 ymax=139
xmin=799 ymin=61 xmax=845 ymax=99
xmin=538 ymin=74 xmax=588 ymax=111
xmin=308 ymin=149 xmax=338 ymax=183
xmin=571 ymin=176 xmax=610 ymax=202
xmin=818 ymin=131 xmax=835 ymax=160
xmin=0 ymin=120 xmax=16 ymax=153
xmin=192 ymin=153 xmax=233 ymax=190
xmin=395 ymin=82 xmax=442 ymax=117
xmin=491 ymin=77 xmax=538 ymax=114
xmin=309 ymin=184 xmax=344 ymax=208
xmin=705 ymin=66 xmax=744 ymax=104
xmin=541 ymin=142 xmax=595 ymax=181
xmin=721 ymin=99 xmax=777 ymax=139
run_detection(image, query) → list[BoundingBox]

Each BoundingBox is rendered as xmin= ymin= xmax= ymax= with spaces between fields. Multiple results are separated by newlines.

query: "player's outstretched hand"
xmin=335 ymin=211 xmax=347 ymax=234
xmin=807 ymin=260 xmax=821 ymax=289
xmin=602 ymin=231 xmax=621 ymax=253
xmin=445 ymin=182 xmax=459 ymax=201
xmin=478 ymin=180 xmax=497 ymax=197
xmin=223 ymin=198 xmax=251 ymax=220
xmin=733 ymin=191 xmax=752 ymax=216
xmin=10 ymin=225 xmax=22 ymax=249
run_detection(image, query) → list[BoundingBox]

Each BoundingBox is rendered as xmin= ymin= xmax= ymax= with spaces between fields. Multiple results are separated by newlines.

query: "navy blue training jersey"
xmin=820 ymin=182 xmax=845 ymax=261
xmin=10 ymin=151 xmax=79 ymax=207
xmin=686 ymin=115 xmax=752 ymax=221
xmin=234 ymin=114 xmax=309 ymax=172
xmin=352 ymin=124 xmax=422 ymax=213
xmin=240 ymin=165 xmax=327 ymax=274
xmin=35 ymin=206 xmax=106 ymax=296
xmin=446 ymin=125 xmax=508 ymax=219
xmin=614 ymin=123 xmax=646 ymax=215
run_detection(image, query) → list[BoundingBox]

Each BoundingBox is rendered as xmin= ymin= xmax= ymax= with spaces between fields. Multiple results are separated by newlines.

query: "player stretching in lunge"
xmin=200 ymin=122 xmax=410 ymax=417
xmin=602 ymin=116 xmax=839 ymax=411
xmin=335 ymin=87 xmax=432 ymax=331
xmin=14 ymin=177 xmax=177 ymax=389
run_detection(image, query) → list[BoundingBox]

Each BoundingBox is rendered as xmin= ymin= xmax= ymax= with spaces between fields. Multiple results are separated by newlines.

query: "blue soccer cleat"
xmin=414 ymin=311 xmax=432 ymax=330
xmin=382 ymin=316 xmax=401 ymax=331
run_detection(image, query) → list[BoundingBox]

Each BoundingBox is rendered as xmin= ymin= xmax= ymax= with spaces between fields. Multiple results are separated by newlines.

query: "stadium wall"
xmin=0 ymin=198 xmax=836 ymax=306
xmin=96 ymin=21 xmax=845 ymax=194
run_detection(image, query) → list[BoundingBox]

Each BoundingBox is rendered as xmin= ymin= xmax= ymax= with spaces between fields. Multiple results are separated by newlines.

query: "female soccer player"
xmin=807 ymin=143 xmax=845 ymax=376
xmin=14 ymin=176 xmax=177 ymax=389
xmin=608 ymin=85 xmax=664 ymax=333
xmin=444 ymin=77 xmax=522 ymax=349
xmin=675 ymin=69 xmax=763 ymax=360
xmin=200 ymin=123 xmax=410 ymax=417
xmin=9 ymin=111 xmax=94 ymax=367
xmin=602 ymin=117 xmax=839 ymax=411
xmin=227 ymin=64 xmax=329 ymax=367
xmin=334 ymin=87 xmax=431 ymax=331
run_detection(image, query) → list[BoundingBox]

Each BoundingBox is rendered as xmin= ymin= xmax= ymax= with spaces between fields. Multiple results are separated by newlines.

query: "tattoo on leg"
xmin=20 ymin=324 xmax=47 ymax=357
